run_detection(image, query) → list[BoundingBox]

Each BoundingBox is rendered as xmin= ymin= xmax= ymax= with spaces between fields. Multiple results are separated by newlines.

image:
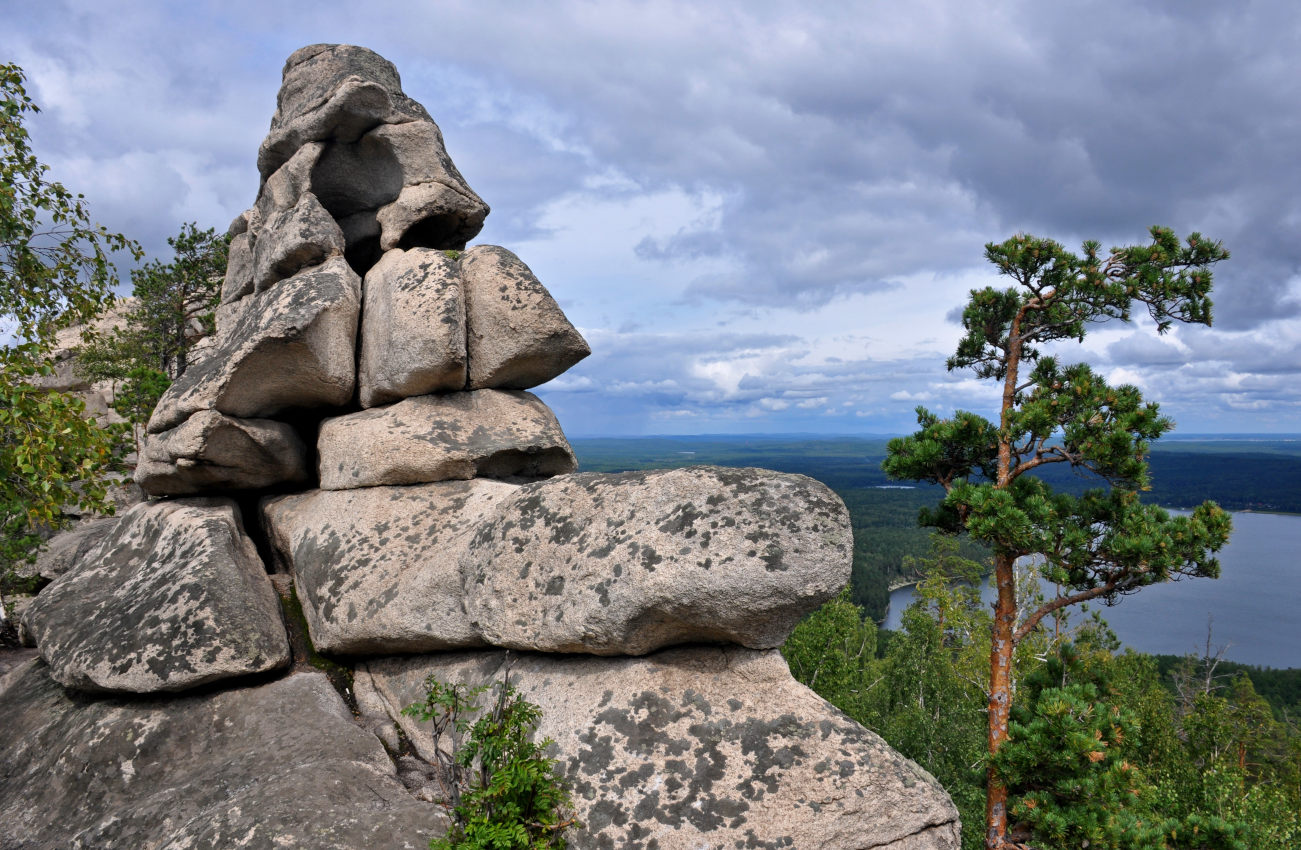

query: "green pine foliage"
xmin=882 ymin=228 xmax=1234 ymax=847
xmin=403 ymin=669 xmax=579 ymax=850
xmin=74 ymin=221 xmax=227 ymax=444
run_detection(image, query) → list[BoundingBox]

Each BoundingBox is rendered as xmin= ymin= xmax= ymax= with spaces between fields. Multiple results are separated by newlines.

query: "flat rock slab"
xmin=357 ymin=647 xmax=961 ymax=850
xmin=262 ymin=480 xmax=515 ymax=655
xmin=269 ymin=467 xmax=850 ymax=657
xmin=23 ymin=499 xmax=290 ymax=693
xmin=317 ymin=389 xmax=576 ymax=490
xmin=135 ymin=410 xmax=311 ymax=496
xmin=464 ymin=467 xmax=852 ymax=654
xmin=461 ymin=245 xmax=590 ymax=389
xmin=148 ymin=255 xmax=360 ymax=433
xmin=359 ymin=247 xmax=467 ymax=407
xmin=0 ymin=662 xmax=446 ymax=849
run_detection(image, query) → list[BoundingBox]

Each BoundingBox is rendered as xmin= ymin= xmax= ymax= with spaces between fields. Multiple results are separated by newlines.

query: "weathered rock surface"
xmin=23 ymin=499 xmax=290 ymax=693
xmin=357 ymin=647 xmax=962 ymax=850
xmin=461 ymin=245 xmax=591 ymax=389
xmin=28 ymin=516 xmax=119 ymax=581
xmin=135 ymin=410 xmax=311 ymax=496
xmin=0 ymin=662 xmax=446 ymax=849
xmin=359 ymin=247 xmax=466 ymax=407
xmin=253 ymin=190 xmax=345 ymax=293
xmin=222 ymin=228 xmax=255 ymax=302
xmin=263 ymin=480 xmax=515 ymax=654
xmin=268 ymin=466 xmax=849 ymax=658
xmin=317 ymin=389 xmax=575 ymax=489
xmin=258 ymin=44 xmax=488 ymax=255
xmin=148 ymin=255 xmax=361 ymax=432
xmin=463 ymin=466 xmax=852 ymax=654
xmin=259 ymin=44 xmax=426 ymax=179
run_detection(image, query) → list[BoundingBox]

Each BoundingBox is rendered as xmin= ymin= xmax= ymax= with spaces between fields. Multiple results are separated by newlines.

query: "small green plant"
xmin=403 ymin=660 xmax=578 ymax=850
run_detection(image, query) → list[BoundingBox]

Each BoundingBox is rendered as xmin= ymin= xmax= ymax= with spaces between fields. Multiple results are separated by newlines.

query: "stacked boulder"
xmin=3 ymin=45 xmax=961 ymax=849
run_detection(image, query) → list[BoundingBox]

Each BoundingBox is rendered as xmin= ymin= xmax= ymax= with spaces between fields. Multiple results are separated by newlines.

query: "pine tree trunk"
xmin=985 ymin=550 xmax=1017 ymax=849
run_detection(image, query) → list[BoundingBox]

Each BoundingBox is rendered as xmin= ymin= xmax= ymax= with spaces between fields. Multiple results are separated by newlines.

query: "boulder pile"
xmin=2 ymin=45 xmax=960 ymax=849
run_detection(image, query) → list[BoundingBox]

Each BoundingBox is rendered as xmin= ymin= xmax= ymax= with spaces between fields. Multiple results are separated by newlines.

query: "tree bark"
xmin=985 ymin=549 xmax=1017 ymax=849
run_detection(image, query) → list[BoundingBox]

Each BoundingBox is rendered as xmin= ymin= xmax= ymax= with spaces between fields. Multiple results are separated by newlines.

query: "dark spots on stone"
xmin=682 ymin=690 xmax=712 ymax=716
xmin=739 ymin=830 xmax=794 ymax=848
xmin=593 ymin=579 xmax=613 ymax=607
xmin=656 ymin=502 xmax=704 ymax=537
xmin=576 ymin=729 xmax=617 ymax=776
xmin=759 ymin=546 xmax=786 ymax=572
xmin=633 ymin=789 xmax=662 ymax=824
xmin=619 ymin=762 xmax=655 ymax=789
xmin=592 ymin=692 xmax=691 ymax=758
xmin=698 ymin=558 xmax=712 ymax=570
xmin=584 ymin=798 xmax=628 ymax=831
xmin=727 ymin=698 xmax=743 ymax=711
xmin=545 ymin=576 xmax=565 ymax=596
xmin=639 ymin=547 xmax=661 ymax=571
xmin=598 ymin=689 xmax=614 ymax=708
xmin=613 ymin=564 xmax=622 ymax=578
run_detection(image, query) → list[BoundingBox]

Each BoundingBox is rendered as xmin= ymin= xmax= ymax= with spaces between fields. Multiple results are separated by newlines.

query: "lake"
xmin=884 ymin=511 xmax=1301 ymax=669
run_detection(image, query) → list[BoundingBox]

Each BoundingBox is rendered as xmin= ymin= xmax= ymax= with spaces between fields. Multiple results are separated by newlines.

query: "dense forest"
xmin=571 ymin=435 xmax=1301 ymax=849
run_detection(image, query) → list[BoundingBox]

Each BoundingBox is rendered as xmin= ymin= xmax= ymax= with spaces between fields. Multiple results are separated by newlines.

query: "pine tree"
xmin=883 ymin=228 xmax=1233 ymax=848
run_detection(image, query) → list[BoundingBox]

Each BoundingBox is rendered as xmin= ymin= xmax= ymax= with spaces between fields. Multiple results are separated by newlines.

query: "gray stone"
xmin=461 ymin=245 xmax=590 ymax=389
xmin=135 ymin=410 xmax=311 ymax=497
xmin=148 ymin=255 xmax=360 ymax=433
xmin=27 ymin=516 xmax=119 ymax=581
xmin=375 ymin=179 xmax=485 ymax=253
xmin=314 ymin=121 xmax=488 ymax=255
xmin=357 ymin=648 xmax=962 ymax=850
xmin=262 ymin=480 xmax=516 ymax=655
xmin=22 ymin=499 xmax=290 ymax=693
xmin=252 ymin=190 xmax=345 ymax=293
xmin=0 ymin=662 xmax=447 ymax=849
xmin=359 ymin=247 xmax=466 ymax=408
xmin=370 ymin=121 xmax=487 ymax=251
xmin=463 ymin=466 xmax=852 ymax=655
xmin=254 ymin=44 xmax=488 ymax=258
xmin=221 ymin=229 xmax=255 ymax=303
xmin=258 ymin=44 xmax=428 ymax=180
xmin=317 ymin=389 xmax=575 ymax=490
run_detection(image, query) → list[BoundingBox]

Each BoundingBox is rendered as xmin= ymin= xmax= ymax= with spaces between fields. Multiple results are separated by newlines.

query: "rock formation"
xmin=2 ymin=44 xmax=960 ymax=849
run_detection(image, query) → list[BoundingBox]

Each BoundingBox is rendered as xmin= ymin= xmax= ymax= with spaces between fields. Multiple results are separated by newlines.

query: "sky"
xmin=5 ymin=0 xmax=1300 ymax=437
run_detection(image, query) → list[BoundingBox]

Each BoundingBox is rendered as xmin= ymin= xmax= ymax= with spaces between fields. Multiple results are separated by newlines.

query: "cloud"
xmin=6 ymin=0 xmax=1300 ymax=434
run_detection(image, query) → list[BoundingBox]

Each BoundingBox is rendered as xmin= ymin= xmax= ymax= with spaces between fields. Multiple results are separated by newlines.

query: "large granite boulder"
xmin=23 ymin=499 xmax=290 ymax=693
xmin=359 ymin=247 xmax=467 ymax=407
xmin=259 ymin=44 xmax=488 ymax=257
xmin=266 ymin=467 xmax=850 ymax=658
xmin=461 ymin=245 xmax=591 ymax=389
xmin=464 ymin=466 xmax=852 ymax=655
xmin=148 ymin=255 xmax=361 ymax=433
xmin=135 ymin=410 xmax=311 ymax=496
xmin=356 ymin=648 xmax=962 ymax=850
xmin=0 ymin=662 xmax=446 ymax=849
xmin=317 ymin=389 xmax=576 ymax=490
xmin=259 ymin=44 xmax=427 ymax=179
xmin=262 ymin=480 xmax=514 ymax=655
